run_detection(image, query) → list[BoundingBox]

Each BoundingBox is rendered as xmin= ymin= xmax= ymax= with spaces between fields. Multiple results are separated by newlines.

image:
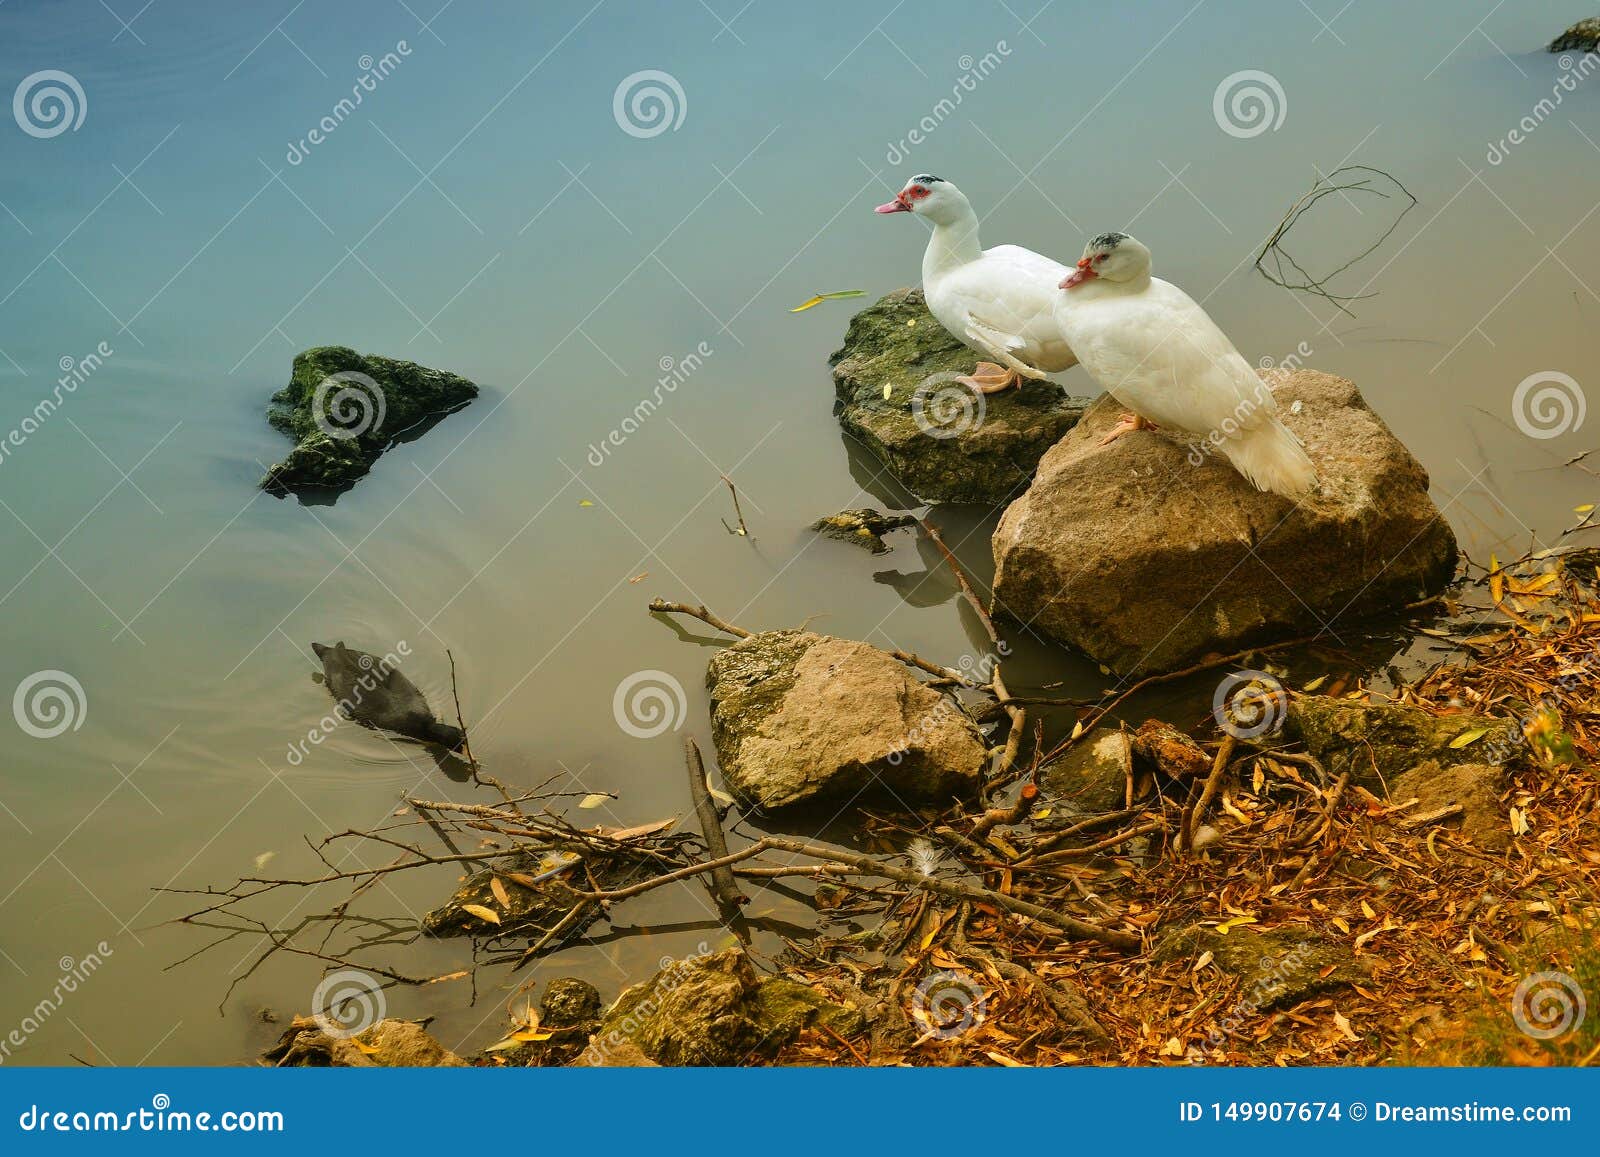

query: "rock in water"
xmin=261 ymin=346 xmax=477 ymax=499
xmin=992 ymin=370 xmax=1457 ymax=675
xmin=809 ymin=507 xmax=918 ymax=553
xmin=576 ymin=949 xmax=864 ymax=1066
xmin=831 ymin=289 xmax=1089 ymax=504
xmin=312 ymin=641 xmax=464 ymax=748
xmin=1550 ymin=18 xmax=1600 ymax=52
xmin=706 ymin=629 xmax=987 ymax=810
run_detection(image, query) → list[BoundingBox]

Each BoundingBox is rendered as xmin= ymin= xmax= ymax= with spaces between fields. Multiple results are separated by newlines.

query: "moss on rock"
xmin=261 ymin=346 xmax=477 ymax=498
xmin=830 ymin=289 xmax=1088 ymax=505
xmin=1287 ymin=695 xmax=1504 ymax=790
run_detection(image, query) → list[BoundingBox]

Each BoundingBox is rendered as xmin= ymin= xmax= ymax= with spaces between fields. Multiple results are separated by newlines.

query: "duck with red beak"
xmin=874 ymin=175 xmax=1078 ymax=393
xmin=1051 ymin=232 xmax=1318 ymax=500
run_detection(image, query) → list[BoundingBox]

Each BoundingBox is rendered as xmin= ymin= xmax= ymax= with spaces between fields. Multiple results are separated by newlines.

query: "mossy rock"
xmin=830 ymin=289 xmax=1088 ymax=505
xmin=1287 ymin=695 xmax=1506 ymax=790
xmin=260 ymin=346 xmax=477 ymax=499
xmin=1154 ymin=925 xmax=1371 ymax=1012
xmin=579 ymin=949 xmax=864 ymax=1066
xmin=1551 ymin=18 xmax=1600 ymax=52
xmin=1036 ymin=728 xmax=1133 ymax=824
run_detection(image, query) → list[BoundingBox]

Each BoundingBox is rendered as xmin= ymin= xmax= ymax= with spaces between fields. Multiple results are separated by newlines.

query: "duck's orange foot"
xmin=956 ymin=361 xmax=1022 ymax=394
xmin=1098 ymin=412 xmax=1158 ymax=446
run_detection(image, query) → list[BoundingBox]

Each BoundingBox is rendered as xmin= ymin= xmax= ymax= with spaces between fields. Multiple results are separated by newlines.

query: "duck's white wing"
xmin=942 ymin=244 xmax=1078 ymax=374
xmin=1072 ymin=280 xmax=1277 ymax=435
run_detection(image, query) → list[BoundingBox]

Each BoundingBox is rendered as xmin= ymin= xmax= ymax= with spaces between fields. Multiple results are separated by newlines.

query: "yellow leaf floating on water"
xmin=490 ymin=877 xmax=511 ymax=908
xmin=1449 ymin=727 xmax=1490 ymax=749
xmin=1576 ymin=504 xmax=1595 ymax=514
xmin=789 ymin=289 xmax=866 ymax=313
xmin=579 ymin=499 xmax=594 ymax=507
xmin=461 ymin=903 xmax=501 ymax=925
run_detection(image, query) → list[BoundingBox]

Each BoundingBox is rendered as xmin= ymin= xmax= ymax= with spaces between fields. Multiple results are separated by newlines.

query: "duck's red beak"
xmin=1060 ymin=257 xmax=1097 ymax=289
xmin=875 ymin=194 xmax=911 ymax=214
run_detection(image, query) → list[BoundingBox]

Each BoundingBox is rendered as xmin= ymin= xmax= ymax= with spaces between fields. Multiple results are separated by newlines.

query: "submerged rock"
xmin=1550 ymin=18 xmax=1600 ymax=52
xmin=261 ymin=346 xmax=477 ymax=499
xmin=312 ymin=641 xmax=464 ymax=748
xmin=830 ymin=289 xmax=1089 ymax=504
xmin=810 ymin=507 xmax=918 ymax=554
xmin=992 ymin=370 xmax=1457 ymax=675
xmin=706 ymin=629 xmax=987 ymax=811
xmin=1288 ymin=695 xmax=1502 ymax=791
xmin=576 ymin=948 xmax=863 ymax=1066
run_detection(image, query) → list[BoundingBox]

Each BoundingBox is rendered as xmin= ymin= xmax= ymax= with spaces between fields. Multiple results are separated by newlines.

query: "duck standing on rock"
xmin=311 ymin=641 xmax=465 ymax=750
xmin=1055 ymin=232 xmax=1317 ymax=500
xmin=876 ymin=175 xmax=1078 ymax=393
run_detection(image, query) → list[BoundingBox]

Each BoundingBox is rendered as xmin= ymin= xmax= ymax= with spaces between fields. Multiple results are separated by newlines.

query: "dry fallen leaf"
xmin=490 ymin=877 xmax=511 ymax=908
xmin=579 ymin=793 xmax=610 ymax=809
xmin=461 ymin=903 xmax=501 ymax=925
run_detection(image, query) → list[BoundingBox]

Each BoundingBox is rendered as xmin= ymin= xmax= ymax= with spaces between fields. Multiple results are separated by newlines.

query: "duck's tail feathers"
xmin=1221 ymin=418 xmax=1318 ymax=501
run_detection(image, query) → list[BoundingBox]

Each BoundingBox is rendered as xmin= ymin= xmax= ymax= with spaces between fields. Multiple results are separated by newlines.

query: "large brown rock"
xmin=706 ymin=629 xmax=987 ymax=810
xmin=991 ymin=370 xmax=1457 ymax=675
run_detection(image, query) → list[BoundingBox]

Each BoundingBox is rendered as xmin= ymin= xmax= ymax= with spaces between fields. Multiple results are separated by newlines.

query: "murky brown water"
xmin=1 ymin=1 xmax=1596 ymax=1063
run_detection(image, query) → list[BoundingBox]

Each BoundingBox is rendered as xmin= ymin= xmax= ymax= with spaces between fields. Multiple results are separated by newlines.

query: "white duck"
xmin=1054 ymin=232 xmax=1317 ymax=500
xmin=876 ymin=175 xmax=1077 ymax=393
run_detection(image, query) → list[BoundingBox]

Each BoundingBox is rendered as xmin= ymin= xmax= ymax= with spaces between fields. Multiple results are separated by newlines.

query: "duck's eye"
xmin=1095 ymin=253 xmax=1108 ymax=262
xmin=908 ymin=185 xmax=930 ymax=199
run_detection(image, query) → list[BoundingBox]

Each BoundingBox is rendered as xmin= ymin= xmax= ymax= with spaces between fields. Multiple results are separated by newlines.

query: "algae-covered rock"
xmin=1287 ymin=695 xmax=1503 ymax=790
xmin=262 ymin=1017 xmax=466 ymax=1067
xmin=706 ymin=629 xmax=987 ymax=811
xmin=992 ymin=370 xmax=1457 ymax=675
xmin=809 ymin=507 xmax=918 ymax=554
xmin=577 ymin=949 xmax=863 ymax=1066
xmin=1551 ymin=18 xmax=1600 ymax=52
xmin=1154 ymin=925 xmax=1371 ymax=1012
xmin=830 ymin=289 xmax=1089 ymax=504
xmin=261 ymin=346 xmax=477 ymax=499
xmin=1037 ymin=728 xmax=1133 ymax=822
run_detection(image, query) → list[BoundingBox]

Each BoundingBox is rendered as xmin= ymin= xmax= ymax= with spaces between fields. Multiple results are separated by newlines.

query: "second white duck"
xmin=876 ymin=175 xmax=1077 ymax=393
xmin=1054 ymin=232 xmax=1317 ymax=500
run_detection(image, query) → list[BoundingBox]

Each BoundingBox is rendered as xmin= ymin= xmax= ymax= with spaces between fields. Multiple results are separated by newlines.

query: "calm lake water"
xmin=1 ymin=0 xmax=1596 ymax=1064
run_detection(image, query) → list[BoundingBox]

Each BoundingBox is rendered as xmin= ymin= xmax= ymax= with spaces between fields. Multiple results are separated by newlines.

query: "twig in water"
xmin=919 ymin=518 xmax=1000 ymax=647
xmin=1254 ymin=165 xmax=1417 ymax=315
xmin=683 ymin=737 xmax=747 ymax=912
xmin=719 ymin=474 xmax=750 ymax=537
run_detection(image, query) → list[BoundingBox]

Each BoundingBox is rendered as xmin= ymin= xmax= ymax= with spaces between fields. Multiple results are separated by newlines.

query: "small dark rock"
xmin=1037 ymin=728 xmax=1133 ymax=823
xmin=540 ymin=977 xmax=603 ymax=1027
xmin=261 ymin=346 xmax=477 ymax=500
xmin=810 ymin=508 xmax=918 ymax=554
xmin=1550 ymin=18 xmax=1600 ymax=52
